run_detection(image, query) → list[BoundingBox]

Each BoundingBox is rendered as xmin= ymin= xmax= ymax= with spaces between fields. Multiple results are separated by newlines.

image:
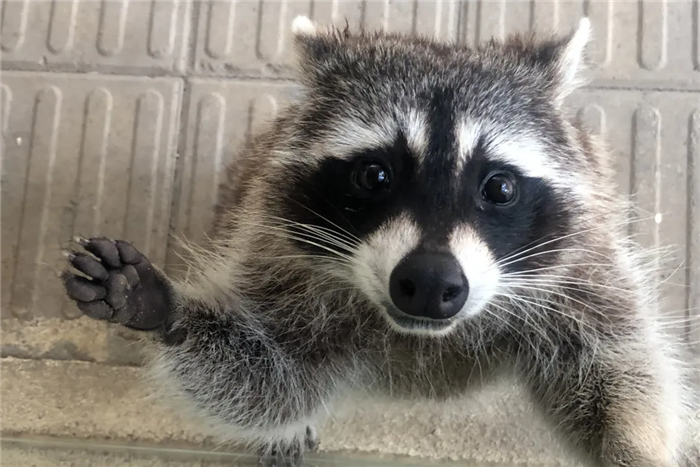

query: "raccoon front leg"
xmin=62 ymin=238 xmax=328 ymax=465
xmin=519 ymin=334 xmax=689 ymax=467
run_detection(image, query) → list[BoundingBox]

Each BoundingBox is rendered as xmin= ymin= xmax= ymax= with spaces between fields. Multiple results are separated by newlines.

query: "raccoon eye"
xmin=481 ymin=173 xmax=517 ymax=205
xmin=352 ymin=161 xmax=391 ymax=194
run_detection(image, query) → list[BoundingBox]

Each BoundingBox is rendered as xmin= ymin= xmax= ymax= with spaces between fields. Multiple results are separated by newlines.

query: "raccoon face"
xmin=271 ymin=17 xmax=594 ymax=336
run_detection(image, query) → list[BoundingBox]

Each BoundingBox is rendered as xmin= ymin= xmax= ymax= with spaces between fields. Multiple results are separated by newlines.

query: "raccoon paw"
xmin=257 ymin=427 xmax=317 ymax=467
xmin=62 ymin=237 xmax=173 ymax=331
xmin=258 ymin=444 xmax=303 ymax=467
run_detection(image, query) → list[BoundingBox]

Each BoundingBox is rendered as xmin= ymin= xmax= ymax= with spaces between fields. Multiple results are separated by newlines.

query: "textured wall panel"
xmin=1 ymin=71 xmax=182 ymax=320
xmin=167 ymin=80 xmax=292 ymax=275
xmin=567 ymin=90 xmax=696 ymax=345
xmin=690 ymin=110 xmax=700 ymax=351
xmin=0 ymin=0 xmax=698 ymax=364
xmin=193 ymin=0 xmax=460 ymax=77
xmin=458 ymin=1 xmax=699 ymax=85
xmin=188 ymin=0 xmax=700 ymax=83
xmin=0 ymin=0 xmax=191 ymax=74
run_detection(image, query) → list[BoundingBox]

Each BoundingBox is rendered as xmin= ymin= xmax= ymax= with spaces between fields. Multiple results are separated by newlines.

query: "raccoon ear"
xmin=550 ymin=17 xmax=592 ymax=103
xmin=290 ymin=16 xmax=350 ymax=84
xmin=291 ymin=15 xmax=319 ymax=37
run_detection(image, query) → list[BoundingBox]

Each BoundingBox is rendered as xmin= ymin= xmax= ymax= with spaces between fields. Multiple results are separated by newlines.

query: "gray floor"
xmin=1 ymin=1 xmax=698 ymax=466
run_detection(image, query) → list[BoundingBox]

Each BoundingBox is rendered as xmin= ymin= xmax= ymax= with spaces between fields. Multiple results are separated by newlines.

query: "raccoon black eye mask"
xmin=62 ymin=15 xmax=698 ymax=467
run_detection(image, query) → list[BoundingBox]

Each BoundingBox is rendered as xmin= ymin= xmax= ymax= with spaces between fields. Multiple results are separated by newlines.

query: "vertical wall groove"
xmin=9 ymin=86 xmax=62 ymax=317
xmin=689 ymin=110 xmax=700 ymax=350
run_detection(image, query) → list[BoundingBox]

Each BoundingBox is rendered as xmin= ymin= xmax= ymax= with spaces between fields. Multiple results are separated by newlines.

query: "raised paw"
xmin=62 ymin=237 xmax=173 ymax=331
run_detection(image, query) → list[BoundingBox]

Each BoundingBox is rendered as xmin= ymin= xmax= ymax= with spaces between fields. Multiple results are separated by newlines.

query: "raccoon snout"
xmin=389 ymin=252 xmax=469 ymax=320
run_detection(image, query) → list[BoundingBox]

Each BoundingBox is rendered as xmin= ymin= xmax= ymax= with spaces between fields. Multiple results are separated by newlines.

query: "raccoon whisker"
xmin=499 ymin=262 xmax=613 ymax=276
xmin=488 ymin=299 xmax=558 ymax=346
xmin=484 ymin=301 xmax=543 ymax=345
xmin=246 ymin=219 xmax=359 ymax=255
xmin=497 ymin=241 xmax=676 ymax=274
xmin=499 ymin=211 xmax=667 ymax=272
xmin=236 ymin=221 xmax=360 ymax=260
xmin=257 ymin=217 xmax=360 ymax=251
xmin=285 ymin=224 xmax=361 ymax=254
xmin=499 ymin=282 xmax=616 ymax=319
xmin=495 ymin=292 xmax=602 ymax=335
xmin=234 ymin=215 xmax=355 ymax=247
xmin=291 ymin=279 xmax=359 ymax=303
xmin=500 ymin=256 xmax=674 ymax=288
xmin=285 ymin=230 xmax=357 ymax=256
xmin=499 ymin=275 xmax=635 ymax=295
xmin=498 ymin=259 xmax=668 ymax=277
xmin=501 ymin=282 xmax=636 ymax=305
xmin=264 ymin=214 xmax=361 ymax=244
xmin=656 ymin=258 xmax=687 ymax=288
xmin=275 ymin=235 xmax=356 ymax=262
xmin=266 ymin=228 xmax=360 ymax=262
xmin=634 ymin=309 xmax=700 ymax=334
xmin=277 ymin=196 xmax=362 ymax=243
xmin=493 ymin=213 xmax=657 ymax=268
xmin=260 ymin=254 xmax=353 ymax=267
xmin=495 ymin=247 xmax=611 ymax=271
xmin=287 ymin=224 xmax=358 ymax=248
xmin=653 ymin=309 xmax=700 ymax=324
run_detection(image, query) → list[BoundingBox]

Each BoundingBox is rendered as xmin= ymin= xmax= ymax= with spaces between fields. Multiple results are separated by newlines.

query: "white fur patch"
xmin=486 ymin=132 xmax=557 ymax=180
xmin=321 ymin=118 xmax=395 ymax=158
xmin=351 ymin=213 xmax=421 ymax=309
xmin=291 ymin=15 xmax=317 ymax=37
xmin=448 ymin=225 xmax=500 ymax=318
xmin=452 ymin=117 xmax=584 ymax=195
xmin=318 ymin=113 xmax=428 ymax=162
xmin=402 ymin=109 xmax=429 ymax=163
xmin=455 ymin=118 xmax=482 ymax=173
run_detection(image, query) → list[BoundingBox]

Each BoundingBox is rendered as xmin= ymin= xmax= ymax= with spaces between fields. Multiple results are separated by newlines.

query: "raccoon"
xmin=62 ymin=16 xmax=698 ymax=467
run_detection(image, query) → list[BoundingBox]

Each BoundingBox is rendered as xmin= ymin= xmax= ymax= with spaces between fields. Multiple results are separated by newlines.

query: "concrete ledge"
xmin=1 ymin=437 xmax=250 ymax=467
xmin=1 ymin=357 xmax=572 ymax=466
xmin=0 ymin=436 xmax=509 ymax=467
xmin=1 ymin=318 xmax=144 ymax=366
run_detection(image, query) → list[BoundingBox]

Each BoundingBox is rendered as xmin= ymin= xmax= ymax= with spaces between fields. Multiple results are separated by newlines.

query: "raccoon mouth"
xmin=381 ymin=303 xmax=456 ymax=333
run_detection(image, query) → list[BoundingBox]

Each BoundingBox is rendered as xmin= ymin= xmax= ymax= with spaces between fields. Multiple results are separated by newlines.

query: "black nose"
xmin=389 ymin=252 xmax=469 ymax=320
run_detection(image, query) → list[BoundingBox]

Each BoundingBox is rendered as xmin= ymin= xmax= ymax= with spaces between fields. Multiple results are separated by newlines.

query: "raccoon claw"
xmin=62 ymin=237 xmax=173 ymax=331
xmin=305 ymin=426 xmax=319 ymax=451
xmin=257 ymin=427 xmax=317 ymax=467
xmin=258 ymin=446 xmax=302 ymax=467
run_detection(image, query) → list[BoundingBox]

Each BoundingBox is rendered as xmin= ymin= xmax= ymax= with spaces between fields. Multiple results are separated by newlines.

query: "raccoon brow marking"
xmin=320 ymin=112 xmax=428 ymax=163
xmin=401 ymin=109 xmax=430 ymax=164
xmin=320 ymin=118 xmax=396 ymax=160
xmin=454 ymin=118 xmax=570 ymax=190
xmin=482 ymin=130 xmax=566 ymax=187
xmin=455 ymin=118 xmax=482 ymax=174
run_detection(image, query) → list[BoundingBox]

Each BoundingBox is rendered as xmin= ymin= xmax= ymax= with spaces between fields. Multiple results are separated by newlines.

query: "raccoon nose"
xmin=389 ymin=252 xmax=469 ymax=320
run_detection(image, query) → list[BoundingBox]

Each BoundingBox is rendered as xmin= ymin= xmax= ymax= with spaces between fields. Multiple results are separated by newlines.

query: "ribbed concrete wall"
xmin=1 ymin=1 xmax=698 ymax=465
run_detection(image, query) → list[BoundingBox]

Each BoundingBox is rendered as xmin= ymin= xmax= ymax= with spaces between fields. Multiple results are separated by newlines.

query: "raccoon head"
xmin=262 ymin=17 xmax=596 ymax=336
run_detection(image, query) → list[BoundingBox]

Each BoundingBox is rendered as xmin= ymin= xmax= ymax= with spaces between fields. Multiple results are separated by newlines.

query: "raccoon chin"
xmin=379 ymin=302 xmax=460 ymax=337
